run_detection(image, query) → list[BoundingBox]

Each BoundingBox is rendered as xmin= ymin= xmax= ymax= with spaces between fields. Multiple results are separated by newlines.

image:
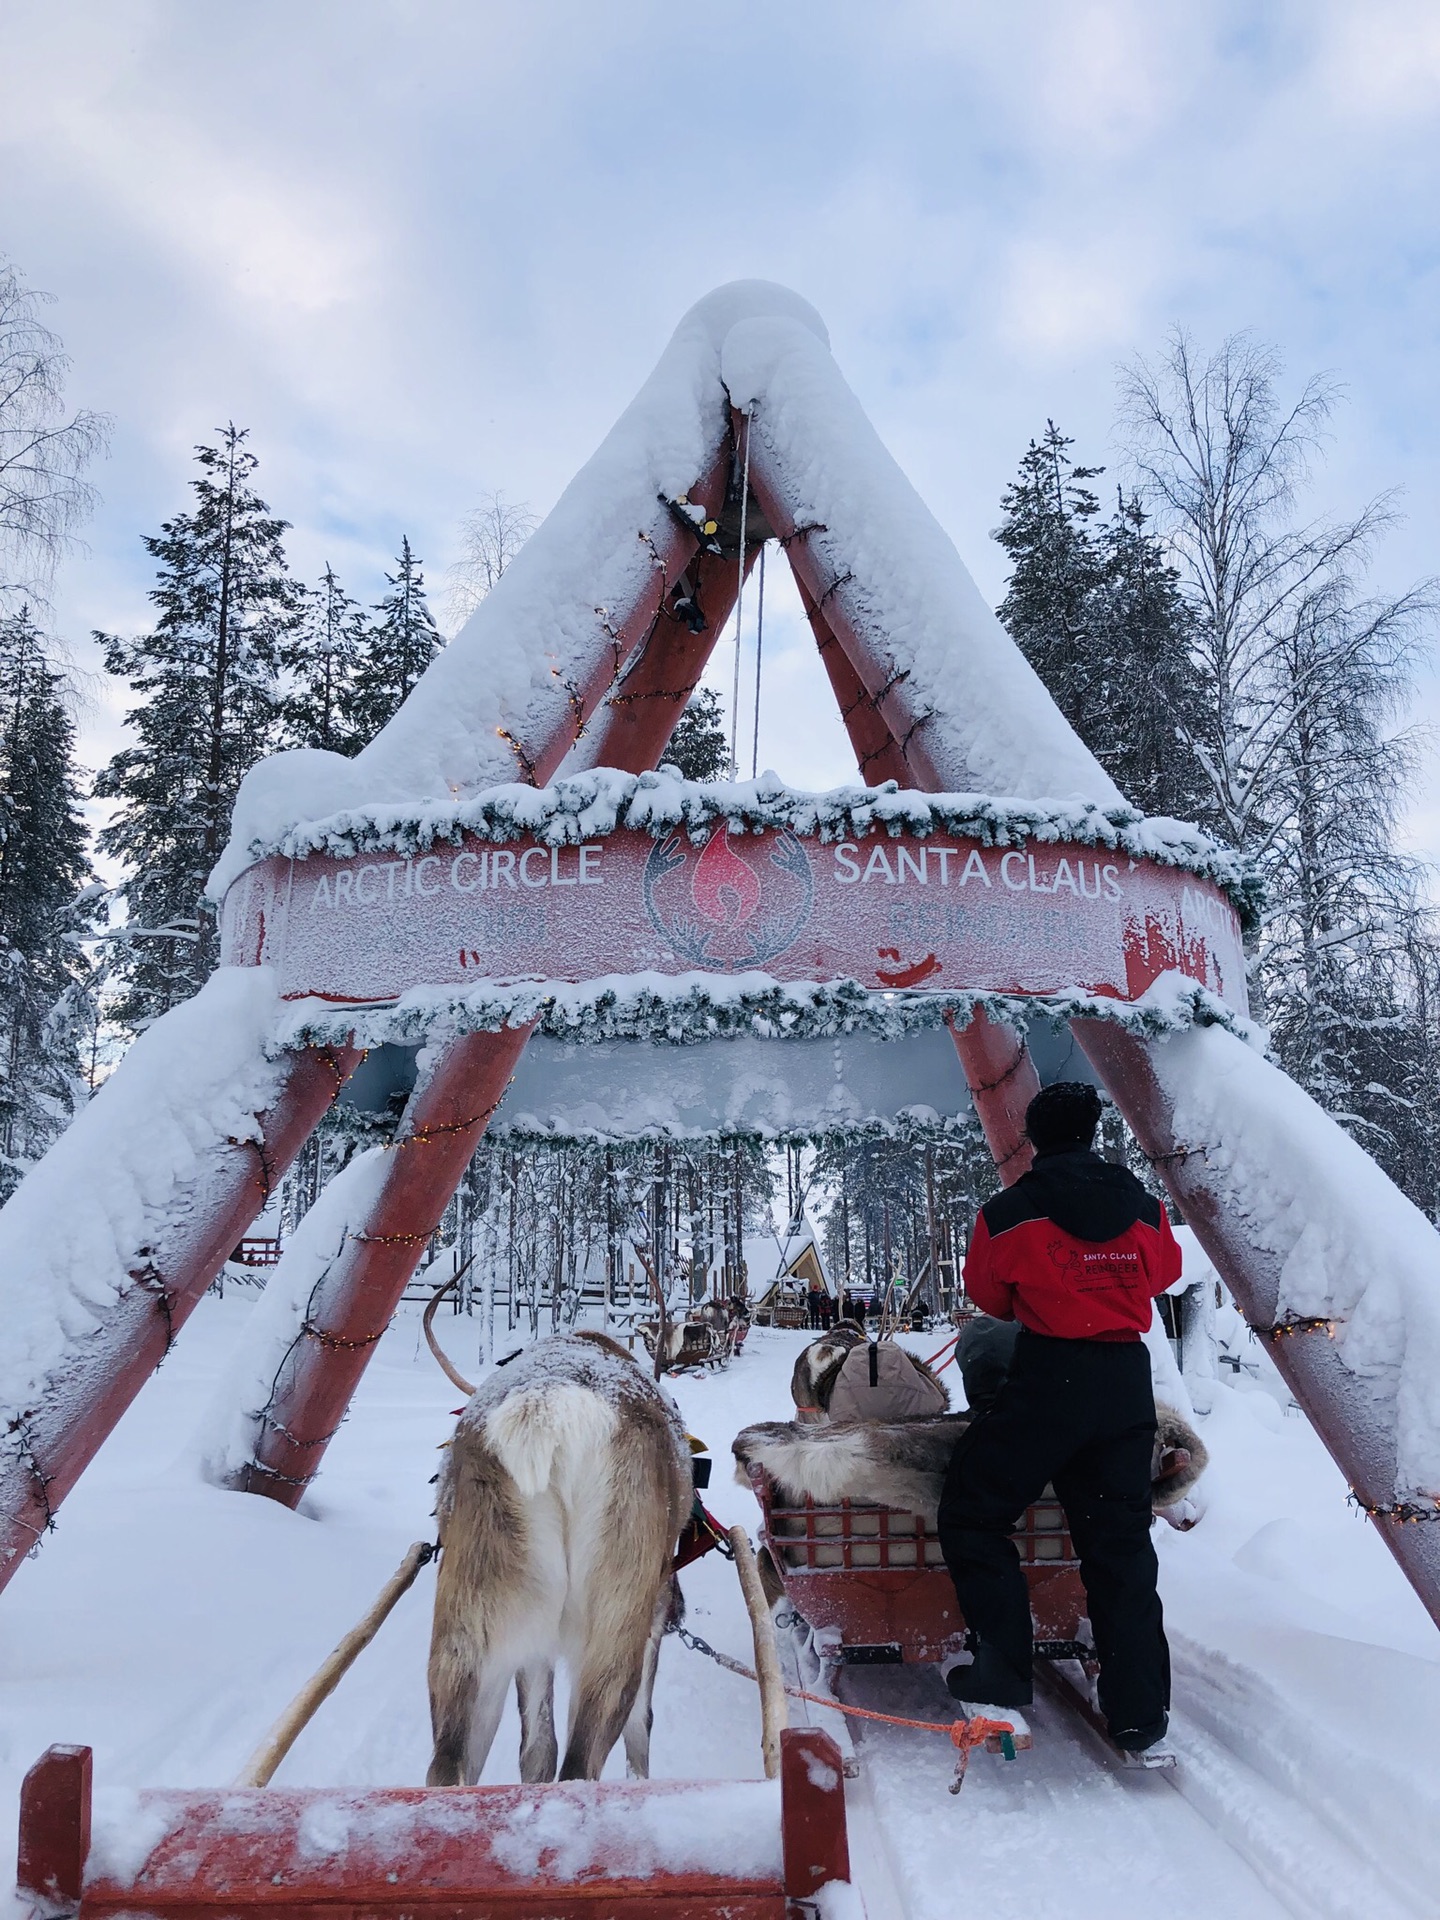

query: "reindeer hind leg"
xmin=516 ymin=1661 xmax=558 ymax=1782
xmin=621 ymin=1582 xmax=674 ymax=1779
xmin=427 ymin=1649 xmax=510 ymax=1787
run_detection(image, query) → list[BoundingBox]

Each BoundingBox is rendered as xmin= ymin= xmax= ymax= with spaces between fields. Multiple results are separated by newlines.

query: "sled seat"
xmin=752 ymin=1465 xmax=1084 ymax=1663
xmin=17 ymin=1732 xmax=850 ymax=1920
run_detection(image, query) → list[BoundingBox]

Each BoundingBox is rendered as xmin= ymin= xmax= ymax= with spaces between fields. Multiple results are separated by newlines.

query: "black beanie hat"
xmin=1025 ymin=1081 xmax=1102 ymax=1153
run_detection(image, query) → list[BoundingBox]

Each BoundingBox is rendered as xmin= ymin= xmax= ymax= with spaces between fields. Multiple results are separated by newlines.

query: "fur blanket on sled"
xmin=733 ymin=1403 xmax=1208 ymax=1520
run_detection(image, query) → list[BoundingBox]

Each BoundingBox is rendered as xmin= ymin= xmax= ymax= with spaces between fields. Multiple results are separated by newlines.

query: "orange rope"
xmin=785 ymin=1682 xmax=1012 ymax=1748
xmin=677 ymin=1627 xmax=1013 ymax=1791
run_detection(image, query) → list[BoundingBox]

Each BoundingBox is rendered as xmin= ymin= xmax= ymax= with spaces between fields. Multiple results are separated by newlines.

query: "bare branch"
xmin=445 ymin=490 xmax=537 ymax=631
xmin=0 ymin=260 xmax=111 ymax=612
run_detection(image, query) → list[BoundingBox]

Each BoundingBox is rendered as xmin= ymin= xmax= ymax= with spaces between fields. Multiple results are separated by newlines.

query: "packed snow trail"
xmin=1 ymin=1307 xmax=1437 ymax=1920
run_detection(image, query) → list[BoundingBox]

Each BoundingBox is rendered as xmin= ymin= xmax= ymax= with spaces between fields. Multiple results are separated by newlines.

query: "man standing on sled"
xmin=937 ymin=1081 xmax=1181 ymax=1756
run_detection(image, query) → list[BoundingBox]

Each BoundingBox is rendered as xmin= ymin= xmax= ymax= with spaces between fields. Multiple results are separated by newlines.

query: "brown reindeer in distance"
xmin=423 ymin=1288 xmax=692 ymax=1783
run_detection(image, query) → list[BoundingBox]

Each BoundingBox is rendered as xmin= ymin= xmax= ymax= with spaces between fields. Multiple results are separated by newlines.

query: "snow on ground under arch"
xmin=1 ymin=1300 xmax=1437 ymax=1920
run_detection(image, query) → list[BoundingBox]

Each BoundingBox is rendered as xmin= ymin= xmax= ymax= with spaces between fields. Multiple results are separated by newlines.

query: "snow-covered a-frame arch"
xmin=2 ymin=281 xmax=1438 ymax=1623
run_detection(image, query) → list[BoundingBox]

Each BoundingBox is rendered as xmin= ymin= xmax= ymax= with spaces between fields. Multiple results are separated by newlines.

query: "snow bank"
xmin=0 ymin=968 xmax=288 ymax=1445
xmin=721 ymin=312 xmax=1124 ymax=806
xmin=1152 ymin=1024 xmax=1440 ymax=1500
xmin=195 ymin=1147 xmax=393 ymax=1487
xmin=214 ymin=283 xmax=827 ymax=899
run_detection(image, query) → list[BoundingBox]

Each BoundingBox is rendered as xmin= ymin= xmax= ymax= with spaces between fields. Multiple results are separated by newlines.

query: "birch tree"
xmin=0 ymin=259 xmax=109 ymax=613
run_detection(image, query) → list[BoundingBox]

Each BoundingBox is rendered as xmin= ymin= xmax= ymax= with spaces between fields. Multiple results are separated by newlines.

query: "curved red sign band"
xmin=219 ymin=824 xmax=1248 ymax=1015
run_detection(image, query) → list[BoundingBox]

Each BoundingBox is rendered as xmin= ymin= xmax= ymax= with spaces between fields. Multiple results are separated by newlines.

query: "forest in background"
xmin=2 ymin=251 xmax=1437 ymax=1318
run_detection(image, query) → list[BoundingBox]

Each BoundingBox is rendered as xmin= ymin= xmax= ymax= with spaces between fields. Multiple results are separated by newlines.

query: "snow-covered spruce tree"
xmin=95 ymin=426 xmax=296 ymax=1026
xmin=1089 ymin=493 xmax=1212 ymax=821
xmin=660 ymin=686 xmax=729 ymax=780
xmin=0 ymin=606 xmax=94 ymax=1195
xmin=280 ymin=563 xmax=367 ymax=755
xmin=994 ymin=425 xmax=1208 ymax=821
xmin=995 ymin=423 xmax=1104 ymax=704
xmin=348 ymin=537 xmax=442 ymax=742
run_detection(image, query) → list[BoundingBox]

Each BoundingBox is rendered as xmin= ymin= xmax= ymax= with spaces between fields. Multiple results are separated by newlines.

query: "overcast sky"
xmin=5 ymin=1 xmax=1440 ymax=860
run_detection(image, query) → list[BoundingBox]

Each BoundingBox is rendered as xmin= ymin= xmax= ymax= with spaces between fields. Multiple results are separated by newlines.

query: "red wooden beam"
xmin=946 ymin=1007 xmax=1039 ymax=1186
xmin=566 ymin=532 xmax=756 ymax=775
xmin=795 ymin=576 xmax=912 ymax=788
xmin=226 ymin=440 xmax=758 ymax=1505
xmin=231 ymin=448 xmax=746 ymax=1506
xmin=518 ymin=445 xmax=732 ymax=788
xmin=237 ymin=1026 xmax=534 ymax=1504
xmin=0 ymin=1044 xmax=357 ymax=1594
xmin=17 ymin=1734 xmax=852 ymax=1920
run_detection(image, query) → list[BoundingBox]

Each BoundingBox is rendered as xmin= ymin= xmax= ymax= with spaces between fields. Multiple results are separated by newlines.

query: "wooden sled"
xmin=17 ymin=1728 xmax=852 ymax=1920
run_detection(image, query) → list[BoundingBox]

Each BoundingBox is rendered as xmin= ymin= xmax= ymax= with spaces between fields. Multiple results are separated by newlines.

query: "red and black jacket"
xmin=963 ymin=1148 xmax=1181 ymax=1342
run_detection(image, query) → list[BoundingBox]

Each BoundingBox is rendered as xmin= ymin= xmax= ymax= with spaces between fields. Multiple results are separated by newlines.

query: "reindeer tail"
xmin=483 ymin=1383 xmax=619 ymax=1498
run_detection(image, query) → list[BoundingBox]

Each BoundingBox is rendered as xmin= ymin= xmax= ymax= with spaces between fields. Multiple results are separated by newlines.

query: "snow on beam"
xmin=0 ymin=970 xmax=355 ymax=1592
xmin=720 ymin=318 xmax=1125 ymax=808
xmin=1075 ymin=1018 xmax=1440 ymax=1625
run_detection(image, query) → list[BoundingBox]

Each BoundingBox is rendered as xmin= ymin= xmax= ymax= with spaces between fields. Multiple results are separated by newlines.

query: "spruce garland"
xmin=217 ymin=767 xmax=1261 ymax=929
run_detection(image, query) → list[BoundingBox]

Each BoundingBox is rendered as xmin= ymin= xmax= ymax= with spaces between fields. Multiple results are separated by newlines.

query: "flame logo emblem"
xmin=644 ymin=825 xmax=814 ymax=970
xmin=690 ymin=827 xmax=762 ymax=928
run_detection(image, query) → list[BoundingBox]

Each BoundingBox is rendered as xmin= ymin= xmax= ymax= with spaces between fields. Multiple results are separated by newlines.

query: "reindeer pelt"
xmin=789 ymin=1325 xmax=947 ymax=1422
xmin=789 ymin=1324 xmax=867 ymax=1419
xmin=734 ymin=1401 xmax=1208 ymax=1522
xmin=429 ymin=1331 xmax=691 ymax=1787
xmin=1152 ymin=1403 xmax=1209 ymax=1509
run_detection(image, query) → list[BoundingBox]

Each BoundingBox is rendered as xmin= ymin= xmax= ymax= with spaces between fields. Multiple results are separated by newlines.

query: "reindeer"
xmin=423 ymin=1293 xmax=692 ymax=1784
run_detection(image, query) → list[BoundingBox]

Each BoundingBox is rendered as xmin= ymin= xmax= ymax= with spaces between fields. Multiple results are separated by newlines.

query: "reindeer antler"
xmin=424 ymin=1256 xmax=479 ymax=1397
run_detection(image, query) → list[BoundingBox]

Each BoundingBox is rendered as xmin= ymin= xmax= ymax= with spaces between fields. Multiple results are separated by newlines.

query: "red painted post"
xmin=566 ymin=525 xmax=757 ymax=776
xmin=1072 ymin=1018 xmax=1440 ymax=1627
xmin=796 ymin=578 xmax=912 ymax=788
xmin=0 ymin=1045 xmax=357 ymax=1594
xmin=515 ymin=446 xmax=732 ymax=788
xmin=237 ymin=1026 xmax=534 ymax=1504
xmin=17 ymin=1744 xmax=91 ymax=1913
xmin=947 ymin=1008 xmax=1040 ymax=1186
xmin=780 ymin=1728 xmax=850 ymax=1902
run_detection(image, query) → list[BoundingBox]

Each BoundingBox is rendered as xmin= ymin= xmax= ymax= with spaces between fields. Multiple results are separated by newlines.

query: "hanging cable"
xmin=750 ymin=540 xmax=767 ymax=780
xmin=729 ymin=413 xmax=752 ymax=780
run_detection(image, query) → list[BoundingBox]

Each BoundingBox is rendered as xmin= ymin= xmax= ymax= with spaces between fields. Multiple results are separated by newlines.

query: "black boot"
xmin=944 ymin=1640 xmax=1032 ymax=1709
xmin=1110 ymin=1711 xmax=1169 ymax=1753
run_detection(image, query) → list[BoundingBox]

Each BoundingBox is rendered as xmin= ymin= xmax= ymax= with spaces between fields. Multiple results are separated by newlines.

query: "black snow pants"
xmin=936 ymin=1329 xmax=1169 ymax=1735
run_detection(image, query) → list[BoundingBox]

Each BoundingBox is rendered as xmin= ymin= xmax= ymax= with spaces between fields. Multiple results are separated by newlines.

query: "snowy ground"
xmin=3 ymin=1300 xmax=1438 ymax=1919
